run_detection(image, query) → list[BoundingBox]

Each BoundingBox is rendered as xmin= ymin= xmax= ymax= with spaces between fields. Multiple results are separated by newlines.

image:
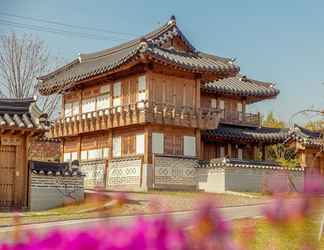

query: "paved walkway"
xmin=0 ymin=203 xmax=266 ymax=243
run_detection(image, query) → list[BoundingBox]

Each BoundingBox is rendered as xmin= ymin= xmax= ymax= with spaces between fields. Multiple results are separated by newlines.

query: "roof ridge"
xmin=79 ymin=20 xmax=177 ymax=61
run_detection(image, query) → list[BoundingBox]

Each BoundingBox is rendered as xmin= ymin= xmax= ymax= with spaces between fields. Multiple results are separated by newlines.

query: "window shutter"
xmin=174 ymin=135 xmax=183 ymax=155
xmin=136 ymin=134 xmax=145 ymax=155
xmin=183 ymin=136 xmax=196 ymax=157
xmin=152 ymin=132 xmax=164 ymax=154
xmin=113 ymin=137 xmax=121 ymax=157
xmin=164 ymin=134 xmax=173 ymax=155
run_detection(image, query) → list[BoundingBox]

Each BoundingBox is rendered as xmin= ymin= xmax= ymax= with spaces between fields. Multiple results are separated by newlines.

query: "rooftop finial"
xmin=168 ymin=15 xmax=176 ymax=24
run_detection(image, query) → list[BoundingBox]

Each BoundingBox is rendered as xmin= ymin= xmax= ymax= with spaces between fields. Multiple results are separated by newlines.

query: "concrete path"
xmin=0 ymin=203 xmax=265 ymax=243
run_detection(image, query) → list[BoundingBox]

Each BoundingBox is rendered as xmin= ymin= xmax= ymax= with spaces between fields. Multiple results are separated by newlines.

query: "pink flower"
xmin=263 ymin=196 xmax=310 ymax=224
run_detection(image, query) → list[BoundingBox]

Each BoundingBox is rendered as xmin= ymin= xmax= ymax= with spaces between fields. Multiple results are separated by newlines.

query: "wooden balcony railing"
xmin=219 ymin=110 xmax=261 ymax=127
xmin=49 ymin=101 xmax=220 ymax=138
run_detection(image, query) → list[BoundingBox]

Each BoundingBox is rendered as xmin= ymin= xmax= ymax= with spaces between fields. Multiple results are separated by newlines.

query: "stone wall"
xmin=153 ymin=154 xmax=198 ymax=190
xmin=30 ymin=174 xmax=84 ymax=211
xmin=80 ymin=160 xmax=106 ymax=189
xmin=197 ymin=166 xmax=304 ymax=193
xmin=107 ymin=157 xmax=142 ymax=191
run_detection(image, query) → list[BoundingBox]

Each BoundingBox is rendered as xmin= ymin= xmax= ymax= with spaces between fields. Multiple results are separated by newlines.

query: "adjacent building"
xmin=37 ymin=16 xmax=287 ymax=191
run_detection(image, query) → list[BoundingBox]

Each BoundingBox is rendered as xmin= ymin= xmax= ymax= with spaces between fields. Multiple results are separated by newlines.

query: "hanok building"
xmin=285 ymin=125 xmax=324 ymax=171
xmin=0 ymin=98 xmax=49 ymax=208
xmin=38 ymin=16 xmax=286 ymax=191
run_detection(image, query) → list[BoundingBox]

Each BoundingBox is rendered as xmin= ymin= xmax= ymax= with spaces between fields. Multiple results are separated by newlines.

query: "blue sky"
xmin=1 ymin=0 xmax=323 ymax=124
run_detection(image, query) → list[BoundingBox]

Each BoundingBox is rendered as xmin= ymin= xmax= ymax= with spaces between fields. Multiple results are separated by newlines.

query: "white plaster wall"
xmin=197 ymin=168 xmax=225 ymax=193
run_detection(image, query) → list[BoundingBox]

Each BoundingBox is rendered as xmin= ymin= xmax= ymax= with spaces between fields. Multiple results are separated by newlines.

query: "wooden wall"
xmin=201 ymin=94 xmax=246 ymax=112
xmin=202 ymin=141 xmax=256 ymax=161
xmin=148 ymin=72 xmax=198 ymax=109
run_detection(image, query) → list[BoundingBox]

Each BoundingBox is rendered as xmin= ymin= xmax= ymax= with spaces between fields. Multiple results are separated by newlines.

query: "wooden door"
xmin=0 ymin=145 xmax=16 ymax=207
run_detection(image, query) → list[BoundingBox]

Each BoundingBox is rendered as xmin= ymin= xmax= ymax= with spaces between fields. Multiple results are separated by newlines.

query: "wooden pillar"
xmin=144 ymin=126 xmax=152 ymax=164
xmin=261 ymin=144 xmax=266 ymax=161
xmin=196 ymin=129 xmax=201 ymax=159
xmin=253 ymin=145 xmax=258 ymax=160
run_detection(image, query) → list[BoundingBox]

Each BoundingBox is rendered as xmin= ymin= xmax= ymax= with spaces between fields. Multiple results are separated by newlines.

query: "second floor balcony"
xmin=219 ymin=110 xmax=261 ymax=127
xmin=49 ymin=101 xmax=220 ymax=138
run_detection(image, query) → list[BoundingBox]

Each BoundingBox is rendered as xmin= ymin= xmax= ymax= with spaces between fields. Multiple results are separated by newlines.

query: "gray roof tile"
xmin=203 ymin=125 xmax=289 ymax=144
xmin=38 ymin=18 xmax=238 ymax=95
xmin=202 ymin=75 xmax=279 ymax=100
xmin=0 ymin=98 xmax=49 ymax=130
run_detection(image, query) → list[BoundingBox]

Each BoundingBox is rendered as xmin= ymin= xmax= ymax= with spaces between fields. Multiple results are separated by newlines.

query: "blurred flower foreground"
xmin=2 ymin=173 xmax=324 ymax=250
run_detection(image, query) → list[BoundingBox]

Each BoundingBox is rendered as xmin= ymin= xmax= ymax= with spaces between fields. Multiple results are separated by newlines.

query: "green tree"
xmin=262 ymin=112 xmax=297 ymax=168
xmin=262 ymin=111 xmax=285 ymax=128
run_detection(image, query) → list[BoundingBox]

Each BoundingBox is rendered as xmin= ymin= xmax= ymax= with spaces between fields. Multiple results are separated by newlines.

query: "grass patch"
xmin=233 ymin=218 xmax=324 ymax=250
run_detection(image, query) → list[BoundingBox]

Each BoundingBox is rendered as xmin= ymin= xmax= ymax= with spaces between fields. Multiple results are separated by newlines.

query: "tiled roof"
xmin=285 ymin=124 xmax=324 ymax=148
xmin=0 ymin=98 xmax=49 ymax=130
xmin=203 ymin=124 xmax=289 ymax=144
xmin=30 ymin=160 xmax=83 ymax=176
xmin=38 ymin=17 xmax=239 ymax=95
xmin=197 ymin=158 xmax=303 ymax=171
xmin=202 ymin=75 xmax=279 ymax=101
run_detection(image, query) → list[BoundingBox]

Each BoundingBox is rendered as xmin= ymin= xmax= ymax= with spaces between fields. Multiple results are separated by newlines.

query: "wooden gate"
xmin=0 ymin=145 xmax=16 ymax=207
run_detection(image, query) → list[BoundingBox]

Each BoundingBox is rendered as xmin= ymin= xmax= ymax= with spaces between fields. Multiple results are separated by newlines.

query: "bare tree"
xmin=0 ymin=32 xmax=60 ymax=118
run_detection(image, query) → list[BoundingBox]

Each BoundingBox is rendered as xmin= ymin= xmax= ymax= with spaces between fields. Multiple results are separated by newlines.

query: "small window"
xmin=82 ymin=98 xmax=96 ymax=113
xmin=81 ymin=151 xmax=88 ymax=161
xmin=64 ymin=103 xmax=72 ymax=117
xmin=63 ymin=152 xmax=71 ymax=162
xmin=211 ymin=99 xmax=217 ymax=109
xmin=220 ymin=146 xmax=225 ymax=158
xmin=219 ymin=100 xmax=225 ymax=110
xmin=152 ymin=132 xmax=164 ymax=154
xmin=71 ymin=152 xmax=78 ymax=161
xmin=238 ymin=148 xmax=243 ymax=160
xmin=72 ymin=101 xmax=80 ymax=115
xmin=138 ymin=75 xmax=146 ymax=91
xmin=100 ymin=85 xmax=111 ymax=94
xmin=88 ymin=149 xmax=100 ymax=160
xmin=183 ymin=136 xmax=196 ymax=157
xmin=136 ymin=134 xmax=145 ymax=155
xmin=97 ymin=94 xmax=110 ymax=110
xmin=113 ymin=82 xmax=121 ymax=97
xmin=113 ymin=136 xmax=121 ymax=157
xmin=138 ymin=76 xmax=146 ymax=108
xmin=102 ymin=148 xmax=109 ymax=159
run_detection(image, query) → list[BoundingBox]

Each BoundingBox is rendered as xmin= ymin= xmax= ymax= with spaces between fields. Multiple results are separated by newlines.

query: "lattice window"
xmin=82 ymin=98 xmax=96 ymax=113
